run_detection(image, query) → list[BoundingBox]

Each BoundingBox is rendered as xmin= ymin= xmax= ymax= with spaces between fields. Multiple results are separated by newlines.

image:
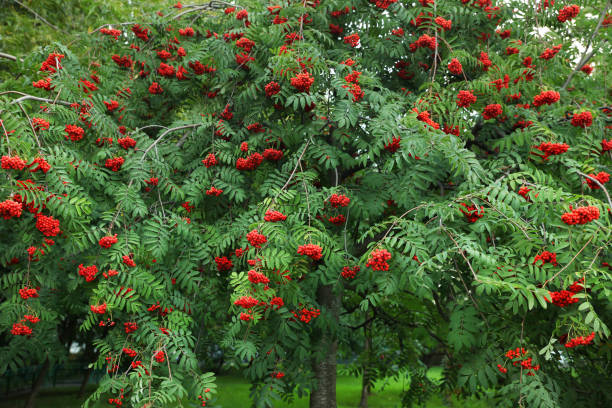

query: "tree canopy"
xmin=1 ymin=1 xmax=611 ymax=408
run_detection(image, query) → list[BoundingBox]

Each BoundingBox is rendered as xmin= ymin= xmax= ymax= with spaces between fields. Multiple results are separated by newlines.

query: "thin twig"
xmin=543 ymin=234 xmax=596 ymax=287
xmin=0 ymin=118 xmax=14 ymax=155
xmin=2 ymin=92 xmax=71 ymax=106
xmin=443 ymin=227 xmax=481 ymax=283
xmin=140 ymin=124 xmax=201 ymax=161
xmin=12 ymin=0 xmax=66 ymax=33
xmin=561 ymin=1 xmax=610 ymax=91
xmin=575 ymin=170 xmax=612 ymax=209
xmin=16 ymin=102 xmax=42 ymax=150
xmin=0 ymin=52 xmax=17 ymax=61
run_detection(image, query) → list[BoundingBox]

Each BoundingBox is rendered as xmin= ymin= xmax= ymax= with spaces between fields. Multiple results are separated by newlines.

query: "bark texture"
xmin=309 ymin=284 xmax=339 ymax=408
xmin=24 ymin=357 xmax=49 ymax=408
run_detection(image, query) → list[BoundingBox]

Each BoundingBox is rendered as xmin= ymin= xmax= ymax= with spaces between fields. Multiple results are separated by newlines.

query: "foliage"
xmin=0 ymin=1 xmax=611 ymax=408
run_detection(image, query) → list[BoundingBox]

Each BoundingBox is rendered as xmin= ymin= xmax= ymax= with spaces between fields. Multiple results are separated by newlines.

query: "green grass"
xmin=0 ymin=369 xmax=489 ymax=408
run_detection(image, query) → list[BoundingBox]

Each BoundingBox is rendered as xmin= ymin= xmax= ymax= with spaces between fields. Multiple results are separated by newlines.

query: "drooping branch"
xmin=0 ymin=91 xmax=72 ymax=106
xmin=561 ymin=1 xmax=610 ymax=91
xmin=170 ymin=1 xmax=239 ymax=20
xmin=140 ymin=124 xmax=202 ymax=161
xmin=575 ymin=170 xmax=612 ymax=209
xmin=12 ymin=0 xmax=66 ymax=33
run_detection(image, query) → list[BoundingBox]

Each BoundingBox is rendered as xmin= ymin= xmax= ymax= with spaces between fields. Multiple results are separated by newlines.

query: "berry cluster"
xmin=413 ymin=108 xmax=440 ymax=130
xmin=264 ymin=210 xmax=287 ymax=222
xmin=118 ymin=137 xmax=137 ymax=150
xmin=533 ymin=251 xmax=557 ymax=266
xmin=366 ymin=249 xmax=392 ymax=271
xmin=39 ymin=52 xmax=64 ymax=73
xmin=11 ymin=322 xmax=33 ymax=336
xmin=270 ymin=297 xmax=284 ymax=309
xmin=36 ymin=213 xmax=60 ymax=236
xmin=105 ymin=157 xmax=125 ymax=171
xmin=558 ymin=4 xmax=580 ymax=22
xmin=517 ymin=186 xmax=531 ymax=201
xmin=290 ymin=72 xmax=315 ymax=93
xmin=0 ymin=199 xmax=22 ymax=219
xmin=123 ymin=348 xmax=138 ymax=357
xmin=482 ymin=104 xmax=502 ymax=120
xmin=571 ymin=111 xmax=593 ymax=128
xmin=19 ymin=287 xmax=39 ymax=299
xmin=456 ymin=90 xmax=477 ymax=108
xmin=328 ymin=214 xmax=346 ymax=225
xmin=384 ymin=136 xmax=401 ymax=152
xmin=585 ymin=172 xmax=609 ymax=189
xmin=124 ymin=322 xmax=138 ymax=334
xmin=533 ymin=142 xmax=569 ymax=160
xmin=448 ymin=58 xmax=463 ymax=75
xmin=246 ymin=229 xmax=267 ymax=248
xmin=149 ymin=82 xmax=163 ymax=94
xmin=91 ymin=303 xmax=107 ymax=314
xmin=297 ymin=244 xmax=323 ymax=261
xmin=236 ymin=152 xmax=263 ymax=170
xmin=561 ymin=205 xmax=600 ymax=225
xmin=564 ymin=332 xmax=595 ymax=348
xmin=293 ymin=307 xmax=321 ymax=323
xmin=248 ymin=270 xmax=270 ymax=284
xmin=154 ymin=351 xmax=166 ymax=363
xmin=479 ymin=51 xmax=492 ymax=71
xmin=329 ymin=194 xmax=350 ymax=208
xmin=122 ymin=255 xmax=136 ymax=267
xmin=206 ymin=186 xmax=223 ymax=196
xmin=341 ymin=266 xmax=360 ymax=279
xmin=409 ymin=34 xmax=437 ymax=52
xmin=459 ymin=203 xmax=484 ymax=222
xmin=533 ymin=90 xmax=560 ymax=107
xmin=265 ymin=81 xmax=281 ymax=97
xmin=29 ymin=157 xmax=51 ymax=173
xmin=263 ymin=148 xmax=283 ymax=161
xmin=2 ymin=155 xmax=26 ymax=170
xmin=78 ymin=264 xmax=99 ymax=282
xmin=65 ymin=124 xmax=85 ymax=141
xmin=567 ymin=277 xmax=585 ymax=293
xmin=435 ymin=16 xmax=452 ymax=30
xmin=539 ymin=44 xmax=562 ymax=60
xmin=234 ymin=296 xmax=259 ymax=309
xmin=215 ymin=256 xmax=233 ymax=271
xmin=202 ymin=153 xmax=218 ymax=168
xmin=546 ymin=290 xmax=578 ymax=307
xmin=343 ymin=33 xmax=360 ymax=47
xmin=99 ymin=234 xmax=118 ymax=248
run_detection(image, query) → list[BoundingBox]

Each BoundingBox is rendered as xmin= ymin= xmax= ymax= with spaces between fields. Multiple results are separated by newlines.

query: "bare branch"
xmin=575 ymin=170 xmax=612 ymax=209
xmin=0 ymin=52 xmax=17 ymax=61
xmin=13 ymin=0 xmax=67 ymax=33
xmin=0 ymin=91 xmax=72 ymax=106
xmin=140 ymin=124 xmax=202 ymax=161
xmin=561 ymin=1 xmax=610 ymax=91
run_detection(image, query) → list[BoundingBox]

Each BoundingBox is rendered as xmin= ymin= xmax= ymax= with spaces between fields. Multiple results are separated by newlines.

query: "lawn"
xmin=0 ymin=369 xmax=489 ymax=408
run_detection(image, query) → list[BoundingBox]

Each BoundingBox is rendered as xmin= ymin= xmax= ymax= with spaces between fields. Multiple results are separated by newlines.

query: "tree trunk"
xmin=309 ymin=284 xmax=339 ymax=408
xmin=24 ymin=357 xmax=49 ymax=408
xmin=359 ymin=316 xmax=372 ymax=408
xmin=77 ymin=368 xmax=91 ymax=398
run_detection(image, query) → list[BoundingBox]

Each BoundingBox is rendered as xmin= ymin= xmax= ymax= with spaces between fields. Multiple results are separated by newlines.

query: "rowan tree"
xmin=0 ymin=1 xmax=611 ymax=408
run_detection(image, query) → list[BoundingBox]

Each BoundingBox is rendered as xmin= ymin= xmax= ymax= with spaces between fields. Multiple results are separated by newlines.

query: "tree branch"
xmin=171 ymin=1 xmax=237 ymax=20
xmin=12 ymin=0 xmax=66 ymax=33
xmin=140 ymin=124 xmax=202 ymax=161
xmin=0 ymin=91 xmax=72 ymax=106
xmin=0 ymin=52 xmax=17 ymax=61
xmin=575 ymin=170 xmax=612 ymax=209
xmin=561 ymin=1 xmax=610 ymax=91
